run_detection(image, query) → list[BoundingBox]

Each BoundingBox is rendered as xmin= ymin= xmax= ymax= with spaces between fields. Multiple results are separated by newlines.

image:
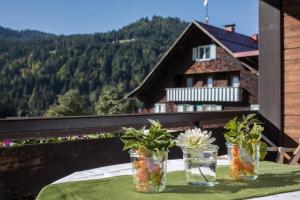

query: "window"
xmin=154 ymin=103 xmax=166 ymax=113
xmin=231 ymin=75 xmax=240 ymax=87
xmin=186 ymin=77 xmax=193 ymax=87
xmin=197 ymin=104 xmax=223 ymax=111
xmin=177 ymin=104 xmax=194 ymax=112
xmin=192 ymin=45 xmax=216 ymax=61
xmin=250 ymin=104 xmax=259 ymax=111
xmin=206 ymin=76 xmax=214 ymax=87
xmin=196 ymin=105 xmax=204 ymax=112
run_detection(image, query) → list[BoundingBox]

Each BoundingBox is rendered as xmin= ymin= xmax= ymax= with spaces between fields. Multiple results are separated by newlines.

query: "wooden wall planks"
xmin=284 ymin=37 xmax=300 ymax=49
xmin=284 ymin=82 xmax=300 ymax=93
xmin=285 ymin=60 xmax=300 ymax=71
xmin=283 ymin=1 xmax=300 ymax=146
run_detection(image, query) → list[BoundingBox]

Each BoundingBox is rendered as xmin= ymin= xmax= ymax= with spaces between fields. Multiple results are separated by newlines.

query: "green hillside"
xmin=0 ymin=16 xmax=188 ymax=117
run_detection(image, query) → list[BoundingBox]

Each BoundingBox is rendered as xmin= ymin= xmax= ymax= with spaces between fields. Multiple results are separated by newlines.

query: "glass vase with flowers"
xmin=224 ymin=114 xmax=268 ymax=180
xmin=121 ymin=120 xmax=174 ymax=193
xmin=176 ymin=128 xmax=218 ymax=186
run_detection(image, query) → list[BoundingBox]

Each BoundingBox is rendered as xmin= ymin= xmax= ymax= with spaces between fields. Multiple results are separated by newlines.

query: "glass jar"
xmin=181 ymin=145 xmax=219 ymax=186
xmin=226 ymin=143 xmax=260 ymax=180
xmin=129 ymin=150 xmax=168 ymax=192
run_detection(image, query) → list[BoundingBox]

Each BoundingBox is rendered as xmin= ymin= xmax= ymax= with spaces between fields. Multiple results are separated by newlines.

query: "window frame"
xmin=206 ymin=76 xmax=214 ymax=88
xmin=177 ymin=104 xmax=194 ymax=112
xmin=200 ymin=104 xmax=223 ymax=111
xmin=193 ymin=44 xmax=216 ymax=61
xmin=230 ymin=74 xmax=240 ymax=87
xmin=186 ymin=77 xmax=194 ymax=88
xmin=154 ymin=103 xmax=166 ymax=113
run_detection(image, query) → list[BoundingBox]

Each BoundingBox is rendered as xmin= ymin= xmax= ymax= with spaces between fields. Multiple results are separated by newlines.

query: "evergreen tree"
xmin=44 ymin=89 xmax=84 ymax=117
xmin=95 ymin=85 xmax=137 ymax=115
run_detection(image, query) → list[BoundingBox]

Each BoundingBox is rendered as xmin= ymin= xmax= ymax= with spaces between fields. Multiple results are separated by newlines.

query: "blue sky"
xmin=0 ymin=0 xmax=258 ymax=35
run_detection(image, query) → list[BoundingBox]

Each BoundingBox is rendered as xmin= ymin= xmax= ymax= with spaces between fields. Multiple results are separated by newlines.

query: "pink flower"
xmin=3 ymin=139 xmax=12 ymax=147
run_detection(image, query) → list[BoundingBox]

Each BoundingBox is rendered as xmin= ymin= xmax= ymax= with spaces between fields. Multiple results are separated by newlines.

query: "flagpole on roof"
xmin=203 ymin=0 xmax=209 ymax=24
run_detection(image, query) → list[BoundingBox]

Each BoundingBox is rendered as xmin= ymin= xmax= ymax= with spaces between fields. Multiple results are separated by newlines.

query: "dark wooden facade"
xmin=128 ymin=22 xmax=258 ymax=113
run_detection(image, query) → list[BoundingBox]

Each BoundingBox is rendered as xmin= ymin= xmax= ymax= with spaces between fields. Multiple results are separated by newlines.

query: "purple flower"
xmin=3 ymin=139 xmax=12 ymax=147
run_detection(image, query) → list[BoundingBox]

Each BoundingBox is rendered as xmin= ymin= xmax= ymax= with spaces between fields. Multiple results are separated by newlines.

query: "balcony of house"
xmin=166 ymin=86 xmax=242 ymax=102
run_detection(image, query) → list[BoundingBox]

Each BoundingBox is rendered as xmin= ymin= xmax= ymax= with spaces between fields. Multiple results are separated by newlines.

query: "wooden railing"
xmin=0 ymin=110 xmax=251 ymax=139
xmin=166 ymin=87 xmax=242 ymax=102
xmin=0 ymin=111 xmax=252 ymax=199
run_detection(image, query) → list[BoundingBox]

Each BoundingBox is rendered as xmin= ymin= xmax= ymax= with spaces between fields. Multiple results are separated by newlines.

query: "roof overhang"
xmin=233 ymin=50 xmax=259 ymax=58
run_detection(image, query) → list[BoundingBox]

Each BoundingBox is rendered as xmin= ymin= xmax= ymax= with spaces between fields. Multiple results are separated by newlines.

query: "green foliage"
xmin=44 ymin=89 xmax=84 ymax=117
xmin=0 ymin=16 xmax=188 ymax=117
xmin=121 ymin=119 xmax=175 ymax=152
xmin=224 ymin=114 xmax=268 ymax=160
xmin=0 ymin=133 xmax=114 ymax=148
xmin=95 ymin=85 xmax=138 ymax=115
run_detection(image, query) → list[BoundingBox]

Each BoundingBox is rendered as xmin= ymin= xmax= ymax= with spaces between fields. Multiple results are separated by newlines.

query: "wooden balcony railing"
xmin=0 ymin=111 xmax=253 ymax=199
xmin=166 ymin=87 xmax=242 ymax=102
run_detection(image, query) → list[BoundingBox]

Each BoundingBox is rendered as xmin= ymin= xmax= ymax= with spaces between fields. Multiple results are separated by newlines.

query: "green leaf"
xmin=259 ymin=141 xmax=268 ymax=160
xmin=120 ymin=119 xmax=175 ymax=152
xmin=224 ymin=114 xmax=268 ymax=159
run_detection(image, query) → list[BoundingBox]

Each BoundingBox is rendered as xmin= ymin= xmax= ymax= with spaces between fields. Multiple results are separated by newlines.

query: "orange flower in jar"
xmin=136 ymin=168 xmax=150 ymax=183
xmin=138 ymin=159 xmax=148 ymax=170
xmin=230 ymin=157 xmax=244 ymax=177
xmin=243 ymin=163 xmax=255 ymax=173
xmin=231 ymin=145 xmax=240 ymax=158
xmin=131 ymin=160 xmax=140 ymax=169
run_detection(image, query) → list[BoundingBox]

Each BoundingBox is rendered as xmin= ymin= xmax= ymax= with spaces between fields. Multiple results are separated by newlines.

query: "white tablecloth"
xmin=52 ymin=159 xmax=300 ymax=200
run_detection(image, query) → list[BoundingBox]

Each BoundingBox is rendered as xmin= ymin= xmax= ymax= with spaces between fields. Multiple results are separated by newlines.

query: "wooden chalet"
xmin=126 ymin=21 xmax=259 ymax=113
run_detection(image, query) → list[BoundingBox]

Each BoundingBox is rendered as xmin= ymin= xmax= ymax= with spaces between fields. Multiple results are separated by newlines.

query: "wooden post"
xmin=277 ymin=147 xmax=284 ymax=164
xmin=290 ymin=139 xmax=300 ymax=166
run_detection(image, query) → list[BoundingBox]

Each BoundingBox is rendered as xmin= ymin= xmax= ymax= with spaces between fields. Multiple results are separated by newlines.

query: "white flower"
xmin=143 ymin=129 xmax=149 ymax=135
xmin=175 ymin=128 xmax=215 ymax=150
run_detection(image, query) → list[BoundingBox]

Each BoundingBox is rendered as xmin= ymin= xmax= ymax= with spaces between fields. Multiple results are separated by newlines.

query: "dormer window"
xmin=192 ymin=44 xmax=216 ymax=61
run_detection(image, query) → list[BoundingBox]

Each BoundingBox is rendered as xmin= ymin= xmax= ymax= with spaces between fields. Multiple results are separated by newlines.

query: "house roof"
xmin=126 ymin=21 xmax=258 ymax=98
xmin=197 ymin=21 xmax=258 ymax=53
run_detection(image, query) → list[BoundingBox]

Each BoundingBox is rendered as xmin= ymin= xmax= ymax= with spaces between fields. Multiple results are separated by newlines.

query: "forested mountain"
xmin=0 ymin=26 xmax=55 ymax=40
xmin=0 ymin=16 xmax=188 ymax=117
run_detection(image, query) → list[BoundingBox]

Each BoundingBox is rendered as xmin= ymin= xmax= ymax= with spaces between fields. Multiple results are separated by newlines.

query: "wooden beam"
xmin=259 ymin=0 xmax=282 ymax=131
xmin=0 ymin=111 xmax=253 ymax=140
xmin=233 ymin=50 xmax=259 ymax=58
xmin=291 ymin=139 xmax=300 ymax=165
xmin=263 ymin=135 xmax=293 ymax=161
xmin=241 ymin=62 xmax=259 ymax=76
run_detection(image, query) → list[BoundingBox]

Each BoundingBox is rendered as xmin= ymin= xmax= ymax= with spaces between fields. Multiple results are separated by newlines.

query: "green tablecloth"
xmin=37 ymin=162 xmax=300 ymax=200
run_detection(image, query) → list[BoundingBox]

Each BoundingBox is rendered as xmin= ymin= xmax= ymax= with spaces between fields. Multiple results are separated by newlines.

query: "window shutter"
xmin=192 ymin=48 xmax=197 ymax=60
xmin=210 ymin=45 xmax=216 ymax=59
